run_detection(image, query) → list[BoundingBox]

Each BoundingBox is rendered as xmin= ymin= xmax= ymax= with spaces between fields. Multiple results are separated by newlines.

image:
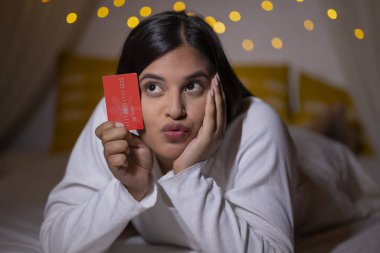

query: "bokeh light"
xmin=204 ymin=16 xmax=216 ymax=27
xmin=41 ymin=0 xmax=50 ymax=3
xmin=242 ymin=39 xmax=254 ymax=51
xmin=296 ymin=0 xmax=304 ymax=2
xmin=127 ymin=16 xmax=140 ymax=29
xmin=327 ymin=9 xmax=338 ymax=20
xmin=140 ymin=6 xmax=152 ymax=17
xmin=229 ymin=11 xmax=241 ymax=22
xmin=97 ymin=7 xmax=109 ymax=18
xmin=173 ymin=1 xmax=186 ymax=12
xmin=271 ymin=37 xmax=283 ymax=49
xmin=66 ymin=13 xmax=77 ymax=24
xmin=113 ymin=0 xmax=125 ymax=7
xmin=261 ymin=1 xmax=274 ymax=11
xmin=304 ymin=20 xmax=314 ymax=31
xmin=213 ymin=21 xmax=226 ymax=34
xmin=354 ymin=28 xmax=365 ymax=40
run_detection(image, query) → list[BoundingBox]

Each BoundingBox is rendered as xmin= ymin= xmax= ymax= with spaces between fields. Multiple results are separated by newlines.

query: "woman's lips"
xmin=162 ymin=123 xmax=190 ymax=142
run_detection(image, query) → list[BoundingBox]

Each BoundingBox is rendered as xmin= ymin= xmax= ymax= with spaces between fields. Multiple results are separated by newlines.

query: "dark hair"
xmin=117 ymin=11 xmax=251 ymax=124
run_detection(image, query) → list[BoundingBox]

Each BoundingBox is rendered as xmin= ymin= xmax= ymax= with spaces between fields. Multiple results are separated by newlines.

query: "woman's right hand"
xmin=95 ymin=122 xmax=153 ymax=201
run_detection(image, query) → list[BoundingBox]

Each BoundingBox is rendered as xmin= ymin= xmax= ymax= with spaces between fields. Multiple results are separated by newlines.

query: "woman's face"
xmin=139 ymin=45 xmax=212 ymax=162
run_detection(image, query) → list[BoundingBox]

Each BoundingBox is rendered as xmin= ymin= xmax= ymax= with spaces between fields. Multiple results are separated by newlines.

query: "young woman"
xmin=40 ymin=11 xmax=296 ymax=253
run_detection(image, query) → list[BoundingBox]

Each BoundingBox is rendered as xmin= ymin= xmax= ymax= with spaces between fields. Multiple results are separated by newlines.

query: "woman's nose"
xmin=166 ymin=93 xmax=186 ymax=120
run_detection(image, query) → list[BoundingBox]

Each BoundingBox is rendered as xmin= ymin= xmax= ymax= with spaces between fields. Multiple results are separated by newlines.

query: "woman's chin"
xmin=158 ymin=143 xmax=187 ymax=159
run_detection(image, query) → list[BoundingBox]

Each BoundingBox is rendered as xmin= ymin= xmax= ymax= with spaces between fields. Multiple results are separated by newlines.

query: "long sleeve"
xmin=158 ymin=98 xmax=296 ymax=253
xmin=40 ymin=98 xmax=157 ymax=253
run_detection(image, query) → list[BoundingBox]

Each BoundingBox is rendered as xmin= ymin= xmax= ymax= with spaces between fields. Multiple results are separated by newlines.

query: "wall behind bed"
xmin=5 ymin=0 xmax=364 ymax=153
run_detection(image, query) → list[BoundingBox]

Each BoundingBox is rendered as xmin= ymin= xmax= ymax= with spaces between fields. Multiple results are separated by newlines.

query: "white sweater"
xmin=40 ymin=97 xmax=296 ymax=253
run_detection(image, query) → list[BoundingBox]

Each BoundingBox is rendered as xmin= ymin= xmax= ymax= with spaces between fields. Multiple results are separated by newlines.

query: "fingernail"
xmin=215 ymin=77 xmax=219 ymax=87
xmin=115 ymin=122 xmax=124 ymax=127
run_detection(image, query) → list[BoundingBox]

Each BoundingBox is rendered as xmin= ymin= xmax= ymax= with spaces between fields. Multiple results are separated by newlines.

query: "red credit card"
xmin=102 ymin=73 xmax=144 ymax=130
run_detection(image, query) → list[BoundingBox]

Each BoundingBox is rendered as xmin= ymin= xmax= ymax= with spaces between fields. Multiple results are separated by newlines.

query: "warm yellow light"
xmin=304 ymin=20 xmax=314 ymax=31
xmin=97 ymin=7 xmax=109 ymax=18
xmin=242 ymin=39 xmax=254 ymax=51
xmin=41 ymin=0 xmax=50 ymax=3
xmin=113 ymin=0 xmax=125 ymax=7
xmin=296 ymin=0 xmax=304 ymax=2
xmin=271 ymin=37 xmax=283 ymax=49
xmin=213 ymin=21 xmax=226 ymax=34
xmin=229 ymin=11 xmax=241 ymax=22
xmin=127 ymin=16 xmax=140 ymax=29
xmin=354 ymin=28 xmax=365 ymax=40
xmin=173 ymin=1 xmax=186 ymax=12
xmin=140 ymin=6 xmax=152 ymax=17
xmin=186 ymin=11 xmax=196 ymax=16
xmin=204 ymin=16 xmax=216 ymax=27
xmin=261 ymin=1 xmax=274 ymax=11
xmin=327 ymin=9 xmax=338 ymax=20
xmin=66 ymin=13 xmax=77 ymax=24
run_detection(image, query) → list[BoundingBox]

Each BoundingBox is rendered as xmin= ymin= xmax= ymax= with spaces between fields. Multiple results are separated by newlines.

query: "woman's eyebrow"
xmin=185 ymin=71 xmax=210 ymax=81
xmin=139 ymin=70 xmax=210 ymax=82
xmin=139 ymin=73 xmax=165 ymax=82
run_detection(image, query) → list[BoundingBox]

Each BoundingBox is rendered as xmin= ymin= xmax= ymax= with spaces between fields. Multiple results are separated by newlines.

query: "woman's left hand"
xmin=173 ymin=74 xmax=226 ymax=174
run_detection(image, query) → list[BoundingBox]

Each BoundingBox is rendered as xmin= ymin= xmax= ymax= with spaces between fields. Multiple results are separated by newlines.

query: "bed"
xmin=1 ymin=53 xmax=380 ymax=252
xmin=1 ymin=126 xmax=379 ymax=253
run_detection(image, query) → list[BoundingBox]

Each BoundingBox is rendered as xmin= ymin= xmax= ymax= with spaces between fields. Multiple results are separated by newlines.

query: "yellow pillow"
xmin=51 ymin=53 xmax=117 ymax=152
xmin=295 ymin=73 xmax=373 ymax=155
xmin=233 ymin=65 xmax=290 ymax=123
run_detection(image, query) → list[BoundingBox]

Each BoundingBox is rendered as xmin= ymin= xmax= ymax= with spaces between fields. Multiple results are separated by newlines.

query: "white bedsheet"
xmin=0 ymin=127 xmax=379 ymax=252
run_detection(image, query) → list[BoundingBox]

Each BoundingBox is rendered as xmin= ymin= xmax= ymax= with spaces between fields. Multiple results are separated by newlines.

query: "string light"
xmin=261 ymin=1 xmax=274 ymax=11
xmin=97 ymin=7 xmax=109 ymax=18
xmin=242 ymin=39 xmax=254 ymax=51
xmin=204 ymin=16 xmax=216 ymax=27
xmin=327 ymin=9 xmax=338 ymax=20
xmin=229 ymin=11 xmax=241 ymax=22
xmin=213 ymin=21 xmax=226 ymax=34
xmin=140 ymin=6 xmax=152 ymax=17
xmin=66 ymin=13 xmax=77 ymax=24
xmin=127 ymin=16 xmax=139 ymax=29
xmin=271 ymin=37 xmax=283 ymax=49
xmin=113 ymin=0 xmax=125 ymax=7
xmin=173 ymin=1 xmax=186 ymax=12
xmin=354 ymin=28 xmax=365 ymax=40
xmin=304 ymin=20 xmax=314 ymax=31
xmin=60 ymin=2 xmax=364 ymax=49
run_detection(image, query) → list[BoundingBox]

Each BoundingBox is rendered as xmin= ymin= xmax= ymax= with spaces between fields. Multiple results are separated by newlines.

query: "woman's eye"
xmin=185 ymin=81 xmax=203 ymax=92
xmin=145 ymin=83 xmax=162 ymax=93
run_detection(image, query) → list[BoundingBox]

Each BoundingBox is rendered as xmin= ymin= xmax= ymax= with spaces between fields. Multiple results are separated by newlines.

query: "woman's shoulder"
xmin=235 ymin=96 xmax=286 ymax=135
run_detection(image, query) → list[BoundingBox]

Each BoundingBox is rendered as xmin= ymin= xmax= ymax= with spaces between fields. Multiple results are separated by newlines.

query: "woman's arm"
xmin=158 ymin=99 xmax=296 ymax=253
xmin=40 ymin=99 xmax=157 ymax=253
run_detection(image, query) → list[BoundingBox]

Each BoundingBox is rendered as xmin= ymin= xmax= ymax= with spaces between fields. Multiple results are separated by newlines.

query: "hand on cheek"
xmin=173 ymin=74 xmax=226 ymax=174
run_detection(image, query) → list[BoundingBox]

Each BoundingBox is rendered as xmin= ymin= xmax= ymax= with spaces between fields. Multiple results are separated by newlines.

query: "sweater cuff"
xmin=158 ymin=161 xmax=206 ymax=187
xmin=117 ymin=179 xmax=157 ymax=210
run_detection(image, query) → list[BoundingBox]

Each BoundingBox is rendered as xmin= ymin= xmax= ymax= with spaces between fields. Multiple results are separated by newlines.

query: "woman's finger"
xmin=127 ymin=132 xmax=146 ymax=149
xmin=214 ymin=74 xmax=225 ymax=137
xmin=101 ymin=124 xmax=129 ymax=145
xmin=104 ymin=140 xmax=130 ymax=158
xmin=108 ymin=153 xmax=128 ymax=170
xmin=202 ymin=78 xmax=217 ymax=137
xmin=217 ymin=74 xmax=227 ymax=134
xmin=95 ymin=121 xmax=123 ymax=139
